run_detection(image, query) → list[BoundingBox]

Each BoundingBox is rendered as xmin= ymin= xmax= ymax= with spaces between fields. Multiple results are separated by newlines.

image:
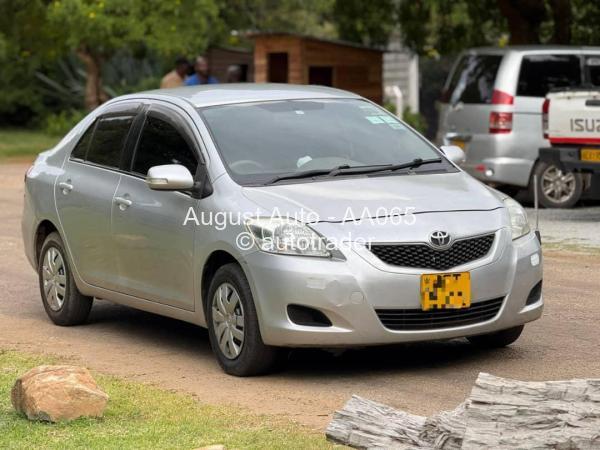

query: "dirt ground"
xmin=1 ymin=162 xmax=599 ymax=431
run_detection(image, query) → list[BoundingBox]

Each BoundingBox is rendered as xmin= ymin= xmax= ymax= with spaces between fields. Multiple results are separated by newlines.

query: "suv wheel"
xmin=532 ymin=161 xmax=582 ymax=208
xmin=206 ymin=263 xmax=286 ymax=376
xmin=467 ymin=325 xmax=524 ymax=348
xmin=38 ymin=232 xmax=93 ymax=326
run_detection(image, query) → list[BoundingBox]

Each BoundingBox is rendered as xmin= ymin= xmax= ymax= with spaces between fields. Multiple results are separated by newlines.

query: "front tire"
xmin=38 ymin=232 xmax=93 ymax=326
xmin=206 ymin=263 xmax=286 ymax=376
xmin=467 ymin=325 xmax=524 ymax=348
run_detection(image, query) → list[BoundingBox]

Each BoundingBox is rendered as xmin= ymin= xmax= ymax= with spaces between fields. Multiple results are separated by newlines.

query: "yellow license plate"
xmin=581 ymin=148 xmax=600 ymax=163
xmin=420 ymin=272 xmax=471 ymax=311
xmin=450 ymin=139 xmax=466 ymax=150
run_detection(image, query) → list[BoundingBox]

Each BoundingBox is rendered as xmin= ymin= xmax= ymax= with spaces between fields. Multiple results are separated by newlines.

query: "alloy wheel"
xmin=541 ymin=165 xmax=576 ymax=204
xmin=42 ymin=247 xmax=67 ymax=311
xmin=211 ymin=282 xmax=245 ymax=359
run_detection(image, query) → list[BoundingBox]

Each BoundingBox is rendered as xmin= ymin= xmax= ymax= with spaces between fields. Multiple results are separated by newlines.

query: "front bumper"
xmin=244 ymin=229 xmax=543 ymax=347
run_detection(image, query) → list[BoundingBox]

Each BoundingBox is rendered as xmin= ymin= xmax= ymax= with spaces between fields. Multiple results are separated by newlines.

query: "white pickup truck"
xmin=539 ymin=89 xmax=600 ymax=207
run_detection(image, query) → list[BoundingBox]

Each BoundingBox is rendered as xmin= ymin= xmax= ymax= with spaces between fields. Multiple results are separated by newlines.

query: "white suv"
xmin=437 ymin=46 xmax=600 ymax=208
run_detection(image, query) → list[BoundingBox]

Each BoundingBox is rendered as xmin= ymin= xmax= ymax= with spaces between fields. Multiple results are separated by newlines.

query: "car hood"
xmin=242 ymin=172 xmax=504 ymax=223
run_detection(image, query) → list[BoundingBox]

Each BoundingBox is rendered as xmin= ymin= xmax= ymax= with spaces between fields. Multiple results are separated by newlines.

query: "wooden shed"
xmin=206 ymin=46 xmax=254 ymax=82
xmin=250 ymin=32 xmax=383 ymax=104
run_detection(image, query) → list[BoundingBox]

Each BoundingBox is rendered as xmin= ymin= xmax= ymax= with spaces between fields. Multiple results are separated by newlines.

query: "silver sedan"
xmin=22 ymin=85 xmax=543 ymax=376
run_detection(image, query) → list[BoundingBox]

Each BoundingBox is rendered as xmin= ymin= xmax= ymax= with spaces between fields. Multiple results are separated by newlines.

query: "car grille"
xmin=369 ymin=234 xmax=495 ymax=271
xmin=375 ymin=297 xmax=504 ymax=331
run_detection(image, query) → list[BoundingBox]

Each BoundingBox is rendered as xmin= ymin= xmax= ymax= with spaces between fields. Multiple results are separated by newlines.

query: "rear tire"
xmin=206 ymin=263 xmax=286 ymax=376
xmin=530 ymin=161 xmax=582 ymax=208
xmin=467 ymin=325 xmax=524 ymax=348
xmin=38 ymin=232 xmax=93 ymax=326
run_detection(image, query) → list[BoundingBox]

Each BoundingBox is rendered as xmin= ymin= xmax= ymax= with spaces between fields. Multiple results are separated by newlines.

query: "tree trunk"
xmin=496 ymin=0 xmax=546 ymax=44
xmin=548 ymin=0 xmax=572 ymax=44
xmin=326 ymin=373 xmax=600 ymax=449
xmin=77 ymin=46 xmax=107 ymax=111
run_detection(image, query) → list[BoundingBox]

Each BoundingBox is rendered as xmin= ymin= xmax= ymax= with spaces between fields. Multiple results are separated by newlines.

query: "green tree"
xmin=0 ymin=0 xmax=52 ymax=123
xmin=217 ymin=0 xmax=335 ymax=44
xmin=332 ymin=0 xmax=396 ymax=47
xmin=395 ymin=0 xmax=600 ymax=56
xmin=45 ymin=0 xmax=219 ymax=110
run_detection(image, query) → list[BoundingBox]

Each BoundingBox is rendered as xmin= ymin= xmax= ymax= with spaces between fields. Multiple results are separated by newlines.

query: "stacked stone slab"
xmin=326 ymin=372 xmax=600 ymax=449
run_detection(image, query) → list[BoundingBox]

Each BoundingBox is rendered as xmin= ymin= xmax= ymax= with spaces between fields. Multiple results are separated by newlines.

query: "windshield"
xmin=199 ymin=98 xmax=452 ymax=185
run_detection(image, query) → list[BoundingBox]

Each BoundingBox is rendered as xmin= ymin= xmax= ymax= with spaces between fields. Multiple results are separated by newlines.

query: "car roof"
xmin=465 ymin=45 xmax=600 ymax=55
xmin=122 ymin=83 xmax=361 ymax=108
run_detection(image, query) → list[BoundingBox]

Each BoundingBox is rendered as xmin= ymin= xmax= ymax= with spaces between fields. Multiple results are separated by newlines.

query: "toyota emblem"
xmin=429 ymin=230 xmax=452 ymax=249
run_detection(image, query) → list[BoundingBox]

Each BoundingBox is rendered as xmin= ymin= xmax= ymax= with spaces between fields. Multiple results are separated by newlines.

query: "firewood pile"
xmin=326 ymin=372 xmax=600 ymax=449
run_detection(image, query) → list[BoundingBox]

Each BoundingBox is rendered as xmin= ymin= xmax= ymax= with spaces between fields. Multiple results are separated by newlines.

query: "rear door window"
xmin=132 ymin=115 xmax=198 ymax=176
xmin=585 ymin=56 xmax=600 ymax=86
xmin=86 ymin=116 xmax=134 ymax=168
xmin=517 ymin=54 xmax=582 ymax=97
xmin=446 ymin=54 xmax=502 ymax=104
xmin=71 ymin=121 xmax=95 ymax=160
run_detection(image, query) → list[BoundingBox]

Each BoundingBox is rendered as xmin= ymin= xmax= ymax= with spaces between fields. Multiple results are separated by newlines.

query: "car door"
xmin=55 ymin=103 xmax=139 ymax=289
xmin=111 ymin=104 xmax=199 ymax=310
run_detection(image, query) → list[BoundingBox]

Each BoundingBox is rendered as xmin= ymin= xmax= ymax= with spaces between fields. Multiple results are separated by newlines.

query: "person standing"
xmin=185 ymin=56 xmax=218 ymax=85
xmin=160 ymin=57 xmax=190 ymax=89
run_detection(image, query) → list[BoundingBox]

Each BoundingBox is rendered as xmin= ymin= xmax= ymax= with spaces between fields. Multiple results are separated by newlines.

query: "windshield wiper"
xmin=265 ymin=165 xmax=352 ymax=184
xmin=264 ymin=158 xmax=442 ymax=185
xmin=331 ymin=157 xmax=443 ymax=176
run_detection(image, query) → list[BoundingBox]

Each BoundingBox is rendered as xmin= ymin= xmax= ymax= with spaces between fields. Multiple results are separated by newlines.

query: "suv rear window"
xmin=517 ymin=55 xmax=582 ymax=97
xmin=86 ymin=116 xmax=133 ymax=168
xmin=445 ymin=54 xmax=502 ymax=104
xmin=585 ymin=56 xmax=600 ymax=86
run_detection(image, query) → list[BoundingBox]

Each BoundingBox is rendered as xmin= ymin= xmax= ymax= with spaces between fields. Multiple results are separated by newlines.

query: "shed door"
xmin=309 ymin=66 xmax=333 ymax=86
xmin=268 ymin=52 xmax=288 ymax=82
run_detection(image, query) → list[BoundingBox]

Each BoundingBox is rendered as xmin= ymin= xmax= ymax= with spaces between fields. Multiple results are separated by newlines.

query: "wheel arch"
xmin=200 ymin=250 xmax=240 ymax=314
xmin=34 ymin=219 xmax=60 ymax=265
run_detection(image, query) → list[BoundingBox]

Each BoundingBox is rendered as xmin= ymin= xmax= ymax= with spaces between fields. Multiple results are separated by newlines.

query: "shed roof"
xmin=247 ymin=31 xmax=385 ymax=53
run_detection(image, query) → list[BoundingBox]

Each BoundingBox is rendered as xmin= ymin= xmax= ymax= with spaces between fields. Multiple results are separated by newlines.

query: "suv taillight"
xmin=489 ymin=112 xmax=513 ymax=134
xmin=542 ymin=98 xmax=550 ymax=139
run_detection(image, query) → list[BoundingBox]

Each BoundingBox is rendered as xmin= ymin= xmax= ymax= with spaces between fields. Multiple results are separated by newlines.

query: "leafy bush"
xmin=401 ymin=107 xmax=428 ymax=134
xmin=43 ymin=109 xmax=86 ymax=136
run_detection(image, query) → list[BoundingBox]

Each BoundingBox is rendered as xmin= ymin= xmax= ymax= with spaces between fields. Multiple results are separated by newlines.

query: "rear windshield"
xmin=517 ymin=54 xmax=582 ymax=97
xmin=445 ymin=54 xmax=502 ymax=105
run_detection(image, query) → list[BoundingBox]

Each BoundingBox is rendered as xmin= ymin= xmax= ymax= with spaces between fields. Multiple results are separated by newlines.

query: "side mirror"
xmin=146 ymin=164 xmax=194 ymax=191
xmin=440 ymin=145 xmax=466 ymax=165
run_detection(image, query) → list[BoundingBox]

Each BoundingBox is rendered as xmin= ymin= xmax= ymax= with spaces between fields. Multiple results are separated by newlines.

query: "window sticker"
xmin=295 ymin=110 xmax=305 ymax=115
xmin=359 ymin=104 xmax=381 ymax=114
xmin=382 ymin=116 xmax=398 ymax=124
xmin=366 ymin=116 xmax=384 ymax=124
xmin=389 ymin=123 xmax=405 ymax=130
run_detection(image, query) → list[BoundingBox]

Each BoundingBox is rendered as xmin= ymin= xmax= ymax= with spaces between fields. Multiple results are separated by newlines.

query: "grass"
xmin=0 ymin=129 xmax=60 ymax=161
xmin=0 ymin=350 xmax=336 ymax=450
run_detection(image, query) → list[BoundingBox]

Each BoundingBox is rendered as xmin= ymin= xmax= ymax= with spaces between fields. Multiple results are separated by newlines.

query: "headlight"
xmin=504 ymin=197 xmax=530 ymax=240
xmin=245 ymin=217 xmax=338 ymax=258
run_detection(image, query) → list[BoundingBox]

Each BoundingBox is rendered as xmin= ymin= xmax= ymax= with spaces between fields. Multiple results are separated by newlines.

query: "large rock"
xmin=11 ymin=365 xmax=109 ymax=422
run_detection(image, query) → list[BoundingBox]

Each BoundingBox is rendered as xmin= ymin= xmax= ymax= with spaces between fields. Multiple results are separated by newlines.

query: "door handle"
xmin=58 ymin=181 xmax=73 ymax=194
xmin=114 ymin=196 xmax=133 ymax=210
